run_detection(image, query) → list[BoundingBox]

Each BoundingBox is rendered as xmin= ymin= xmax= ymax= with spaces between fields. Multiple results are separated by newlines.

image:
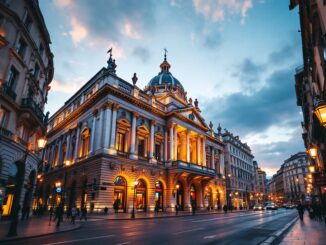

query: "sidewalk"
xmin=280 ymin=213 xmax=326 ymax=245
xmin=0 ymin=217 xmax=80 ymax=242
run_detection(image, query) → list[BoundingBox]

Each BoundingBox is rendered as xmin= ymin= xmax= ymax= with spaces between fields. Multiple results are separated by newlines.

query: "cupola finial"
xmin=160 ymin=48 xmax=170 ymax=74
xmin=107 ymin=48 xmax=117 ymax=74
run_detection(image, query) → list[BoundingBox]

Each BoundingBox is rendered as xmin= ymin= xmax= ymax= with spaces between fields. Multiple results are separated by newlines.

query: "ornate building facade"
xmin=0 ymin=0 xmax=54 ymax=217
xmin=222 ymin=130 xmax=255 ymax=209
xmin=290 ymin=0 xmax=326 ymax=205
xmin=39 ymin=52 xmax=226 ymax=213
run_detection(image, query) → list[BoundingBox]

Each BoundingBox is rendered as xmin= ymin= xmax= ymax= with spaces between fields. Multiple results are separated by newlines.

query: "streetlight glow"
xmin=37 ymin=137 xmax=47 ymax=149
xmin=307 ymin=145 xmax=317 ymax=159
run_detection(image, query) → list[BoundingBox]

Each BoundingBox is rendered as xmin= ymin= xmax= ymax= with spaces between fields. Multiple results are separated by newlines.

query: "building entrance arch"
xmin=176 ymin=181 xmax=184 ymax=211
xmin=135 ymin=179 xmax=147 ymax=212
xmin=114 ymin=176 xmax=127 ymax=212
xmin=190 ymin=184 xmax=196 ymax=206
xmin=155 ymin=181 xmax=164 ymax=211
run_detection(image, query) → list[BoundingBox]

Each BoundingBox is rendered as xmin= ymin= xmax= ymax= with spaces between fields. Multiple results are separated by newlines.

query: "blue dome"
xmin=148 ymin=73 xmax=184 ymax=90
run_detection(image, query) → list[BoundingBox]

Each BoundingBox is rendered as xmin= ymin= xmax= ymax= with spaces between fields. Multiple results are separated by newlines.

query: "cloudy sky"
xmin=39 ymin=0 xmax=304 ymax=177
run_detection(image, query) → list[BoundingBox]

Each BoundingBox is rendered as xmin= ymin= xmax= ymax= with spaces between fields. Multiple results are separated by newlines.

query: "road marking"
xmin=173 ymin=227 xmax=204 ymax=235
xmin=43 ymin=235 xmax=115 ymax=245
xmin=115 ymin=242 xmax=131 ymax=245
xmin=203 ymin=235 xmax=217 ymax=239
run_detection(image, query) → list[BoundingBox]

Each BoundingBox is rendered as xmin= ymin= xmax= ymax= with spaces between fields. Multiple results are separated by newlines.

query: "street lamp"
xmin=314 ymin=100 xmax=326 ymax=127
xmin=131 ymin=180 xmax=138 ymax=219
xmin=307 ymin=145 xmax=317 ymax=159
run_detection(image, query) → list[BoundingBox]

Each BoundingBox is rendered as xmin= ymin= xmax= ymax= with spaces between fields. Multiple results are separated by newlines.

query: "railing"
xmin=1 ymin=83 xmax=17 ymax=100
xmin=21 ymin=97 xmax=45 ymax=122
xmin=172 ymin=160 xmax=216 ymax=175
xmin=118 ymin=81 xmax=133 ymax=95
xmin=0 ymin=127 xmax=27 ymax=146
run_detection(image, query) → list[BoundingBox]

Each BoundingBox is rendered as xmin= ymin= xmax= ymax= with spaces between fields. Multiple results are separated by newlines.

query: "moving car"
xmin=253 ymin=205 xmax=264 ymax=211
xmin=266 ymin=203 xmax=278 ymax=210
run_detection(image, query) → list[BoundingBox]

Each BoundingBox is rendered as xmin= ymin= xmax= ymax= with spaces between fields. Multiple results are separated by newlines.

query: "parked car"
xmin=266 ymin=203 xmax=278 ymax=210
xmin=253 ymin=205 xmax=264 ymax=211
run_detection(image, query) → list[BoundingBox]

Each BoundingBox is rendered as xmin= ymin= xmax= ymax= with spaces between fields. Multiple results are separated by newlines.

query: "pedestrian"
xmin=55 ymin=204 xmax=64 ymax=228
xmin=71 ymin=206 xmax=77 ymax=225
xmin=155 ymin=201 xmax=160 ymax=215
xmin=175 ymin=204 xmax=179 ymax=216
xmin=297 ymin=203 xmax=305 ymax=222
xmin=104 ymin=206 xmax=108 ymax=215
xmin=191 ymin=202 xmax=196 ymax=216
xmin=223 ymin=205 xmax=227 ymax=214
xmin=113 ymin=199 xmax=119 ymax=213
xmin=80 ymin=206 xmax=87 ymax=221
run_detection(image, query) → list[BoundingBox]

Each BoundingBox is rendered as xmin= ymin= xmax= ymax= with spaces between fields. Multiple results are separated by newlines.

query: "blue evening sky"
xmin=39 ymin=0 xmax=304 ymax=177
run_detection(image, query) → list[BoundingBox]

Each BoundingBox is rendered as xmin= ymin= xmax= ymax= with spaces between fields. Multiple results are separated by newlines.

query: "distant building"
xmin=222 ymin=130 xmax=255 ymax=209
xmin=39 ymin=52 xmax=226 ymax=214
xmin=253 ymin=161 xmax=267 ymax=204
xmin=283 ymin=152 xmax=308 ymax=203
xmin=0 ymin=0 xmax=53 ymax=217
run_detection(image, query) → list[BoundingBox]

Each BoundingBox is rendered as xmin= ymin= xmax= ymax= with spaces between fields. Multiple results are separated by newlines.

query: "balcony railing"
xmin=1 ymin=83 xmax=17 ymax=100
xmin=0 ymin=127 xmax=27 ymax=146
xmin=172 ymin=160 xmax=216 ymax=175
xmin=21 ymin=98 xmax=44 ymax=122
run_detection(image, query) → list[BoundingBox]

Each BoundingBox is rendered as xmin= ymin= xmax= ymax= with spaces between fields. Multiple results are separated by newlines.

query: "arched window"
xmin=80 ymin=127 xmax=90 ymax=157
xmin=135 ymin=179 xmax=147 ymax=211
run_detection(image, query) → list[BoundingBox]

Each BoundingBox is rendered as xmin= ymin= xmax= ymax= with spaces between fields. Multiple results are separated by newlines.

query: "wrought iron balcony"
xmin=1 ymin=83 xmax=17 ymax=100
xmin=0 ymin=127 xmax=27 ymax=146
xmin=172 ymin=160 xmax=216 ymax=176
xmin=21 ymin=98 xmax=44 ymax=122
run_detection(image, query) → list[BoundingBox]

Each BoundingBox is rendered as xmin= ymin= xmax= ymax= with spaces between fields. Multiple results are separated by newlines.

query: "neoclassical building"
xmin=39 ymin=52 xmax=226 ymax=213
xmin=0 ymin=0 xmax=53 ymax=217
xmin=222 ymin=130 xmax=255 ymax=209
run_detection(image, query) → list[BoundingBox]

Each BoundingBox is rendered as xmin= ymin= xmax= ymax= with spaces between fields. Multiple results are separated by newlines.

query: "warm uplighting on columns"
xmin=65 ymin=160 xmax=71 ymax=166
xmin=307 ymin=145 xmax=317 ymax=159
xmin=314 ymin=100 xmax=326 ymax=127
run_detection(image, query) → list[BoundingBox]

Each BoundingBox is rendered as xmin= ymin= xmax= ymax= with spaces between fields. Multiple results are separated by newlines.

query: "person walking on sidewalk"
xmin=155 ymin=201 xmax=160 ymax=215
xmin=223 ymin=205 xmax=228 ymax=214
xmin=297 ymin=203 xmax=305 ymax=222
xmin=175 ymin=204 xmax=179 ymax=216
xmin=55 ymin=204 xmax=64 ymax=228
xmin=70 ymin=206 xmax=77 ymax=225
xmin=80 ymin=206 xmax=87 ymax=221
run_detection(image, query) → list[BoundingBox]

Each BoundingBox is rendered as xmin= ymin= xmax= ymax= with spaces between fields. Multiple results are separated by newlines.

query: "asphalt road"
xmin=3 ymin=209 xmax=297 ymax=245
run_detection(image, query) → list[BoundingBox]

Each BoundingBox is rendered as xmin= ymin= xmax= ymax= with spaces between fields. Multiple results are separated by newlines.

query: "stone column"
xmin=197 ymin=136 xmax=201 ymax=165
xmin=202 ymin=137 xmax=206 ymax=167
xmin=103 ymin=102 xmax=112 ymax=150
xmin=164 ymin=129 xmax=168 ymax=162
xmin=64 ymin=133 xmax=71 ymax=164
xmin=73 ymin=125 xmax=81 ymax=162
xmin=109 ymin=103 xmax=119 ymax=155
xmin=96 ymin=107 xmax=105 ymax=150
xmin=149 ymin=120 xmax=156 ymax=163
xmin=211 ymin=147 xmax=215 ymax=170
xmin=129 ymin=112 xmax=138 ymax=159
xmin=57 ymin=139 xmax=63 ymax=166
xmin=169 ymin=124 xmax=174 ymax=162
xmin=186 ymin=130 xmax=190 ymax=162
xmin=89 ymin=110 xmax=97 ymax=155
xmin=219 ymin=151 xmax=225 ymax=176
xmin=174 ymin=125 xmax=178 ymax=161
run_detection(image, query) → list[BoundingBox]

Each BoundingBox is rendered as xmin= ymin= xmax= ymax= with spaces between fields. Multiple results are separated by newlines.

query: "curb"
xmin=260 ymin=216 xmax=299 ymax=245
xmin=0 ymin=224 xmax=81 ymax=243
xmin=88 ymin=210 xmax=250 ymax=221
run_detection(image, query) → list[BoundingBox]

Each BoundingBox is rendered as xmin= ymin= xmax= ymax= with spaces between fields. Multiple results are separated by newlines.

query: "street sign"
xmin=56 ymin=187 xmax=62 ymax=193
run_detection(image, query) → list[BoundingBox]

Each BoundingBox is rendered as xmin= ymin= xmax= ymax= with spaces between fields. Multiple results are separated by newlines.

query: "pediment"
xmin=174 ymin=107 xmax=208 ymax=129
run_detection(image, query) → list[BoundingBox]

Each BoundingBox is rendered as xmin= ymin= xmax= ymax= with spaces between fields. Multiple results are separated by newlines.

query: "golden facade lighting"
xmin=308 ymin=166 xmax=315 ymax=173
xmin=307 ymin=145 xmax=317 ymax=159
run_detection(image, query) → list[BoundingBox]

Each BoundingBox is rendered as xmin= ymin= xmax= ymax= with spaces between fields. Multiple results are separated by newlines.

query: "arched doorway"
xmin=114 ymin=176 xmax=127 ymax=212
xmin=176 ymin=181 xmax=184 ymax=211
xmin=68 ymin=180 xmax=77 ymax=209
xmin=155 ymin=181 xmax=164 ymax=211
xmin=22 ymin=170 xmax=36 ymax=218
xmin=206 ymin=187 xmax=213 ymax=208
xmin=135 ymin=179 xmax=147 ymax=212
xmin=80 ymin=178 xmax=87 ymax=208
xmin=190 ymin=184 xmax=196 ymax=206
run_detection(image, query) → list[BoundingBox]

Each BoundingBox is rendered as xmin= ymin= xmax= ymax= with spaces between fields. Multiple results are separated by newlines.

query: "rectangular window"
xmin=117 ymin=132 xmax=125 ymax=152
xmin=33 ymin=63 xmax=40 ymax=78
xmin=154 ymin=143 xmax=161 ymax=160
xmin=15 ymin=38 xmax=27 ymax=58
xmin=138 ymin=139 xmax=145 ymax=157
xmin=0 ymin=107 xmax=9 ymax=128
xmin=6 ymin=66 xmax=19 ymax=88
xmin=23 ymin=12 xmax=33 ymax=31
